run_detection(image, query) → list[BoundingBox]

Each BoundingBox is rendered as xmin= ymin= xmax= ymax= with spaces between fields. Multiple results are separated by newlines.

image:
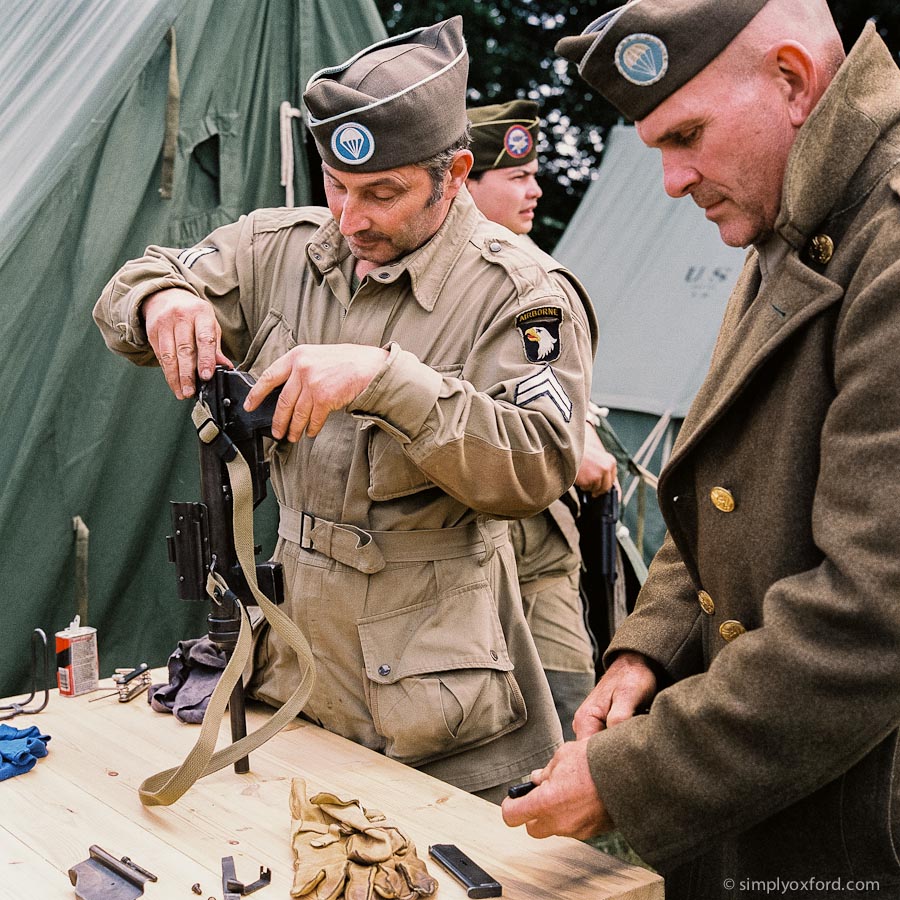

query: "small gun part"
xmin=428 ymin=844 xmax=502 ymax=898
xmin=507 ymin=780 xmax=536 ymax=799
xmin=222 ymin=856 xmax=271 ymax=899
xmin=68 ymin=845 xmax=157 ymax=900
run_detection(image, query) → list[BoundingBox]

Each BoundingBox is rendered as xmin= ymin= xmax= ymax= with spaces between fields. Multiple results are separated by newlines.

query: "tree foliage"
xmin=373 ymin=0 xmax=900 ymax=249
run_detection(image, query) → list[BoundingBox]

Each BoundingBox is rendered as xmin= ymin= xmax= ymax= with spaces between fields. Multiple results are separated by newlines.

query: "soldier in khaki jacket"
xmin=466 ymin=100 xmax=618 ymax=739
xmin=505 ymin=0 xmax=900 ymax=894
xmin=93 ymin=17 xmax=597 ymax=804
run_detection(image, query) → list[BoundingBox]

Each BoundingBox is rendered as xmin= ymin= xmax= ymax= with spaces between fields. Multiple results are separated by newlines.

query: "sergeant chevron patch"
xmin=514 ymin=365 xmax=572 ymax=422
xmin=177 ymin=246 xmax=218 ymax=269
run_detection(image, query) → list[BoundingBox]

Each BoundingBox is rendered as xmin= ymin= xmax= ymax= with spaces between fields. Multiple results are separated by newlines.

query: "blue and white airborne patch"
xmin=615 ymin=33 xmax=668 ymax=86
xmin=177 ymin=246 xmax=218 ymax=269
xmin=514 ymin=365 xmax=573 ymax=422
xmin=332 ymin=122 xmax=375 ymax=165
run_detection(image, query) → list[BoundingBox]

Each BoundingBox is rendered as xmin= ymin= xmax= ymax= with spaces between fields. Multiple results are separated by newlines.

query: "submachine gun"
xmin=166 ymin=366 xmax=283 ymax=773
xmin=578 ymin=487 xmax=620 ymax=673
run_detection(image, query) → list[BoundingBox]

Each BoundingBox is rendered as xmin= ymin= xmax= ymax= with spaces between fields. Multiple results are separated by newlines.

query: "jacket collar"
xmin=304 ymin=186 xmax=482 ymax=312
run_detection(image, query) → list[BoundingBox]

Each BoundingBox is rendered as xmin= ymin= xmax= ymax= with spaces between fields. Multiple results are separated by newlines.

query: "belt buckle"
xmin=299 ymin=511 xmax=316 ymax=551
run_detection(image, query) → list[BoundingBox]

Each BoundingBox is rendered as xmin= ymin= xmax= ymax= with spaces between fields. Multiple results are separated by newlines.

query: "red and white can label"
xmin=56 ymin=626 xmax=99 ymax=696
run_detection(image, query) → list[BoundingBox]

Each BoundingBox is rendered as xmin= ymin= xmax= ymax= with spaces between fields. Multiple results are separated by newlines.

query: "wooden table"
xmin=0 ymin=676 xmax=662 ymax=900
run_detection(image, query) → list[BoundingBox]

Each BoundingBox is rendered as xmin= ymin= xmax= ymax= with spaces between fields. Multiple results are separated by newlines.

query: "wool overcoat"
xmin=590 ymin=25 xmax=900 ymax=898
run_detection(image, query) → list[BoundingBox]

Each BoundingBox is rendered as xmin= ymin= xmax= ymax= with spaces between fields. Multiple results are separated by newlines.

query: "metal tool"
xmin=0 ymin=628 xmax=50 ymax=720
xmin=88 ymin=664 xmax=152 ymax=703
xmin=222 ymin=856 xmax=271 ymax=899
xmin=68 ymin=845 xmax=157 ymax=900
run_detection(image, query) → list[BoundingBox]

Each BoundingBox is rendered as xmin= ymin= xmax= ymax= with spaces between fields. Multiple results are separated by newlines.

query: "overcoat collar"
xmin=665 ymin=25 xmax=900 ymax=469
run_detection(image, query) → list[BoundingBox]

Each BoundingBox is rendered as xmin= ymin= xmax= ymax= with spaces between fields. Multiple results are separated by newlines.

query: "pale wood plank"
xmin=0 ymin=676 xmax=663 ymax=899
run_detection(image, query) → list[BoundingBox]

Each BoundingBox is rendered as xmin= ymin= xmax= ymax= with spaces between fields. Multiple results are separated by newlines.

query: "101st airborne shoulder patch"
xmin=515 ymin=306 xmax=563 ymax=363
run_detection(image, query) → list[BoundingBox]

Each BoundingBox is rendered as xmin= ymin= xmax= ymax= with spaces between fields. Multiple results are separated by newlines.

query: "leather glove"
xmin=289 ymin=780 xmax=437 ymax=899
xmin=314 ymin=791 xmax=436 ymax=895
xmin=371 ymin=830 xmax=437 ymax=899
xmin=313 ymin=792 xmax=393 ymax=864
xmin=290 ymin=778 xmax=349 ymax=898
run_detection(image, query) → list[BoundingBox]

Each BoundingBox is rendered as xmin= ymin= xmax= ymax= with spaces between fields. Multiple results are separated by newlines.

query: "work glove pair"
xmin=289 ymin=777 xmax=437 ymax=900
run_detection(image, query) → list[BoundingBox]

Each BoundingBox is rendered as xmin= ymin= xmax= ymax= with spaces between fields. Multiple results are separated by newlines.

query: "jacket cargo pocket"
xmin=366 ymin=426 xmax=434 ymax=499
xmin=358 ymin=580 xmax=527 ymax=766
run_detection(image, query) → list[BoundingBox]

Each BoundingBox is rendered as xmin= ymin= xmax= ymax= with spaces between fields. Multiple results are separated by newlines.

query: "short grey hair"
xmin=416 ymin=125 xmax=472 ymax=205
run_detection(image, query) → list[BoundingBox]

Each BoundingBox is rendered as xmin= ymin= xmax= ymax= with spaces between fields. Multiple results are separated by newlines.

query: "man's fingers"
xmin=501 ymin=787 xmax=543 ymax=828
xmin=173 ymin=316 xmax=200 ymax=398
xmin=606 ymin=694 xmax=638 ymax=728
xmin=215 ymin=349 xmax=234 ymax=369
xmin=305 ymin=401 xmax=331 ymax=438
xmin=572 ymin=681 xmax=612 ymax=738
xmin=267 ymin=369 xmax=302 ymax=439
xmin=245 ymin=358 xmax=292 ymax=412
xmin=152 ymin=335 xmax=182 ymax=399
xmin=194 ymin=314 xmax=222 ymax=382
xmin=287 ymin=391 xmax=313 ymax=442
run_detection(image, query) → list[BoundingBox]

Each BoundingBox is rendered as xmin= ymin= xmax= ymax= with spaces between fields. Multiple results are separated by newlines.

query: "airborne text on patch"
xmin=515 ymin=306 xmax=563 ymax=363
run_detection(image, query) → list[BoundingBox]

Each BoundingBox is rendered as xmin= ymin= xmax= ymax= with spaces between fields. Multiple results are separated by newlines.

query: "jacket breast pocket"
xmin=241 ymin=309 xmax=297 ymax=375
xmin=357 ymin=580 xmax=527 ymax=766
xmin=365 ymin=362 xmax=464 ymax=501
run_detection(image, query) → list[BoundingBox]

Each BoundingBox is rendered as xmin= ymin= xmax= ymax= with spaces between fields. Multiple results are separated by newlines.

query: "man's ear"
xmin=766 ymin=41 xmax=819 ymax=127
xmin=444 ymin=149 xmax=474 ymax=200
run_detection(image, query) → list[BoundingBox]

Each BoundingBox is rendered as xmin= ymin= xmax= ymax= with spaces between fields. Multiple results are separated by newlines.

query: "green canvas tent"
xmin=0 ymin=0 xmax=386 ymax=698
xmin=553 ymin=124 xmax=748 ymax=565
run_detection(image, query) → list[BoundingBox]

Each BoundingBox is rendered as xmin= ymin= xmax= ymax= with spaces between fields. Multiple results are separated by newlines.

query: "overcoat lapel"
xmin=666 ymin=254 xmax=844 ymax=469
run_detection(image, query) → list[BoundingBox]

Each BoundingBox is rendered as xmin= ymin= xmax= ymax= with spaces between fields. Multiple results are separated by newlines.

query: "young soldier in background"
xmin=467 ymin=100 xmax=618 ymax=739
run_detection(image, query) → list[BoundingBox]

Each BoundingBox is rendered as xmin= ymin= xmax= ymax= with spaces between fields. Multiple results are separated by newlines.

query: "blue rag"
xmin=0 ymin=723 xmax=50 ymax=781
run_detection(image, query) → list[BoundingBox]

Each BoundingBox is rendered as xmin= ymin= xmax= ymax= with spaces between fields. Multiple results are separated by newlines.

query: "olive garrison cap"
xmin=467 ymin=100 xmax=540 ymax=173
xmin=303 ymin=16 xmax=469 ymax=172
xmin=555 ymin=0 xmax=770 ymax=121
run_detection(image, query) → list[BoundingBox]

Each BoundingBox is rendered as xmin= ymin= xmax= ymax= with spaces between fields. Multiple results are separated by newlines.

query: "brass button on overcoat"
xmin=808 ymin=233 xmax=834 ymax=265
xmin=697 ymin=590 xmax=715 ymax=615
xmin=710 ymin=486 xmax=735 ymax=513
xmin=719 ymin=620 xmax=746 ymax=642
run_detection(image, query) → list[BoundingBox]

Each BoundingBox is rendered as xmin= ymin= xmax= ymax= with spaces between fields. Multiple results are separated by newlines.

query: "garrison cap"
xmin=555 ymin=0 xmax=770 ymax=121
xmin=303 ymin=16 xmax=469 ymax=172
xmin=467 ymin=100 xmax=540 ymax=173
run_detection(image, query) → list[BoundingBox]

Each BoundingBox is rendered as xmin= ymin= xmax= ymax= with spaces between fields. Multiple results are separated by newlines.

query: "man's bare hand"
xmin=244 ymin=344 xmax=389 ymax=440
xmin=575 ymin=426 xmax=619 ymax=497
xmin=143 ymin=288 xmax=231 ymax=399
xmin=573 ymin=651 xmax=657 ymax=739
xmin=501 ymin=741 xmax=613 ymax=840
